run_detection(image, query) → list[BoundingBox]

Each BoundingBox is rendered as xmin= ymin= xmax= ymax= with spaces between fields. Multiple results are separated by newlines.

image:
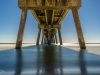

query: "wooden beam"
xmin=39 ymin=25 xmax=61 ymax=29
xmin=30 ymin=10 xmax=41 ymax=24
xmin=45 ymin=10 xmax=48 ymax=24
xmin=16 ymin=9 xmax=27 ymax=49
xmin=57 ymin=10 xmax=69 ymax=24
xmin=51 ymin=10 xmax=55 ymax=24
xmin=38 ymin=16 xmax=45 ymax=18
xmin=72 ymin=8 xmax=86 ymax=49
xmin=36 ymin=28 xmax=41 ymax=45
xmin=20 ymin=7 xmax=74 ymax=10
xmin=58 ymin=29 xmax=62 ymax=45
xmin=45 ymin=10 xmax=53 ymax=24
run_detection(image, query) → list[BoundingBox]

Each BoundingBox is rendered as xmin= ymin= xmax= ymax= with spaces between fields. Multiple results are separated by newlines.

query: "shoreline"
xmin=0 ymin=43 xmax=100 ymax=51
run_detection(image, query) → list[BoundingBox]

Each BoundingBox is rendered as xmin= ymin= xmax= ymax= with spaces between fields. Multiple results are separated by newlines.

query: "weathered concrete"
xmin=41 ymin=33 xmax=44 ymax=44
xmin=36 ymin=28 xmax=41 ymax=45
xmin=58 ymin=29 xmax=62 ymax=45
xmin=53 ymin=37 xmax=56 ymax=43
xmin=55 ymin=34 xmax=58 ymax=44
xmin=72 ymin=8 xmax=86 ymax=49
xmin=16 ymin=9 xmax=27 ymax=49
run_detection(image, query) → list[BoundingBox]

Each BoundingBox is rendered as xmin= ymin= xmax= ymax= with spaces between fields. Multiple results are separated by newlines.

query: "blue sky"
xmin=0 ymin=0 xmax=100 ymax=43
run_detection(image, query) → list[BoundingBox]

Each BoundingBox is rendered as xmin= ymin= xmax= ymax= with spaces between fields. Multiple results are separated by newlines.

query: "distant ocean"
xmin=0 ymin=43 xmax=100 ymax=55
xmin=0 ymin=43 xmax=35 ymax=51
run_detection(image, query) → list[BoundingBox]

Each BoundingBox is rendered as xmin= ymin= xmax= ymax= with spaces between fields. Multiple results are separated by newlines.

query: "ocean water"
xmin=0 ymin=44 xmax=100 ymax=75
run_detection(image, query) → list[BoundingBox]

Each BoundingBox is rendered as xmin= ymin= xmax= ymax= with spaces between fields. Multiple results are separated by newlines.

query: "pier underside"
xmin=16 ymin=0 xmax=86 ymax=49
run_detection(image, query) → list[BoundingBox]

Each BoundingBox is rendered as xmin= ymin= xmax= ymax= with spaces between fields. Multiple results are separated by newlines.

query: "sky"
xmin=0 ymin=0 xmax=100 ymax=43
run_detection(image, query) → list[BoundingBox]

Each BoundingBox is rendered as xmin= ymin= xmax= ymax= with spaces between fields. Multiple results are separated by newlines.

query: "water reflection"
xmin=79 ymin=49 xmax=87 ymax=75
xmin=15 ymin=49 xmax=22 ymax=75
xmin=42 ymin=46 xmax=57 ymax=75
xmin=59 ymin=46 xmax=63 ymax=75
xmin=14 ymin=46 xmax=88 ymax=75
xmin=36 ymin=46 xmax=41 ymax=75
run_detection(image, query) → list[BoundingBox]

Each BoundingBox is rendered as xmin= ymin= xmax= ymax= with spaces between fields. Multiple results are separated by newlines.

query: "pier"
xmin=16 ymin=0 xmax=86 ymax=49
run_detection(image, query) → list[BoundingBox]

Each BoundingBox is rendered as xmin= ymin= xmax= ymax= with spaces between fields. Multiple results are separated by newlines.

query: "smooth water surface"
xmin=0 ymin=45 xmax=100 ymax=75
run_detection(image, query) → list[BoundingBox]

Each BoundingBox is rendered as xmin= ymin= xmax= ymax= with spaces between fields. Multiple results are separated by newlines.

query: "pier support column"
xmin=53 ymin=37 xmax=55 ymax=43
xmin=16 ymin=9 xmax=27 ymax=49
xmin=72 ymin=8 xmax=86 ymax=49
xmin=44 ymin=37 xmax=47 ymax=44
xmin=54 ymin=37 xmax=56 ymax=43
xmin=36 ymin=28 xmax=41 ymax=45
xmin=58 ymin=29 xmax=62 ymax=45
xmin=55 ymin=34 xmax=58 ymax=44
xmin=41 ymin=33 xmax=44 ymax=44
xmin=44 ymin=37 xmax=46 ymax=44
